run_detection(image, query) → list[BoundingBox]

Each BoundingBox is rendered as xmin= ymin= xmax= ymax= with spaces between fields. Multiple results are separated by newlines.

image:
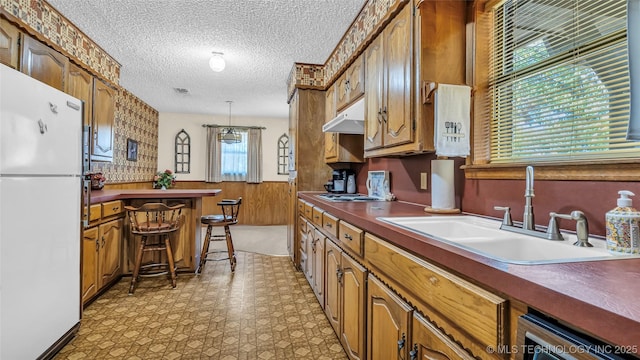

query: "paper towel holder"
xmin=424 ymin=157 xmax=460 ymax=214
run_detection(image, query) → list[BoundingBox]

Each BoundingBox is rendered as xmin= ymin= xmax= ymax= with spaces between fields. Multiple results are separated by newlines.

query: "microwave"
xmin=516 ymin=314 xmax=633 ymax=360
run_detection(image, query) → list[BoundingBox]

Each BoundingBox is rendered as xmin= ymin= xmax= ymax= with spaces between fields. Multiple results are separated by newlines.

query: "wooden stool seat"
xmin=197 ymin=198 xmax=242 ymax=274
xmin=125 ymin=202 xmax=184 ymax=294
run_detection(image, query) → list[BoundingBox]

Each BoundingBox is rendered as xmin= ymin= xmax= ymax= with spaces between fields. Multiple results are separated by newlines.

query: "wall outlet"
xmin=420 ymin=172 xmax=428 ymax=190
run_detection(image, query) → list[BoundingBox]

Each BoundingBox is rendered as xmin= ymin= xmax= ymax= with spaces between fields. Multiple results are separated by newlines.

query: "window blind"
xmin=489 ymin=0 xmax=638 ymax=163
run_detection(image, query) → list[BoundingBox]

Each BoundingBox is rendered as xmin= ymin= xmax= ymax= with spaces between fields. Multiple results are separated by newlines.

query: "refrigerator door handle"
xmin=49 ymin=102 xmax=58 ymax=114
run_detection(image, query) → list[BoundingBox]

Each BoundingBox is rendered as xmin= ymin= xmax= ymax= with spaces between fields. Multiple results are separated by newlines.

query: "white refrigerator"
xmin=0 ymin=63 xmax=82 ymax=359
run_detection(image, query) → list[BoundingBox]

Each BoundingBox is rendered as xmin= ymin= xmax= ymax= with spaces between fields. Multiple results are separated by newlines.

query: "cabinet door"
xmin=341 ymin=253 xmax=367 ymax=360
xmin=82 ymin=226 xmax=99 ymax=304
xmin=0 ymin=19 xmax=20 ymax=69
xmin=67 ymin=63 xmax=94 ymax=128
xmin=312 ymin=230 xmax=325 ymax=308
xmin=364 ymin=34 xmax=384 ymax=151
xmin=170 ymin=204 xmax=192 ymax=270
xmin=347 ymin=56 xmax=365 ymax=102
xmin=20 ymin=34 xmax=69 ymax=91
xmin=336 ymin=73 xmax=350 ymax=111
xmin=383 ymin=4 xmax=413 ymax=147
xmin=367 ymin=274 xmax=412 ymax=360
xmin=98 ymin=218 xmax=122 ymax=288
xmin=411 ymin=313 xmax=475 ymax=360
xmin=325 ymin=85 xmax=338 ymax=161
xmin=92 ymin=78 xmax=115 ymax=161
xmin=304 ymin=220 xmax=314 ymax=284
xmin=325 ymin=239 xmax=342 ymax=334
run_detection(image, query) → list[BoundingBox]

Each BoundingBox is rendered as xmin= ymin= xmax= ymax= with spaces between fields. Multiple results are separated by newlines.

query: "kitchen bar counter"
xmin=89 ymin=188 xmax=221 ymax=271
xmin=299 ymin=192 xmax=640 ymax=349
xmin=89 ymin=189 xmax=221 ymax=203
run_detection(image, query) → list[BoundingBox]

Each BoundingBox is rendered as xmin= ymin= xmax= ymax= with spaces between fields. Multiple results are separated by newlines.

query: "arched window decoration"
xmin=175 ymin=129 xmax=190 ymax=174
xmin=277 ymin=133 xmax=289 ymax=175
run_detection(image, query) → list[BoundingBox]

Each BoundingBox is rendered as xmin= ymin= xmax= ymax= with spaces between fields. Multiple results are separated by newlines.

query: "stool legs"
xmin=197 ymin=224 xmax=236 ymax=273
xmin=129 ymin=234 xmax=177 ymax=294
xmin=129 ymin=235 xmax=147 ymax=294
xmin=224 ymin=225 xmax=237 ymax=272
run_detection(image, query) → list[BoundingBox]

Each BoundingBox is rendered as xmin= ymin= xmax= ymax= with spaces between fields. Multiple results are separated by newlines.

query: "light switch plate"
xmin=420 ymin=172 xmax=428 ymax=190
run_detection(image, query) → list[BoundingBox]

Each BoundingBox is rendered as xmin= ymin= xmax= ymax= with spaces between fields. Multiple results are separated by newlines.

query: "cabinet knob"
xmin=409 ymin=344 xmax=418 ymax=360
xmin=398 ymin=333 xmax=406 ymax=351
xmin=326 ymin=223 xmax=332 ymax=229
xmin=344 ymin=233 xmax=353 ymax=241
xmin=336 ymin=268 xmax=343 ymax=284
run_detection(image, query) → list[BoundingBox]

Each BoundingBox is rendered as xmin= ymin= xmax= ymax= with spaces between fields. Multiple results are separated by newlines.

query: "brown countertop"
xmin=90 ymin=189 xmax=221 ymax=204
xmin=299 ymin=192 xmax=640 ymax=348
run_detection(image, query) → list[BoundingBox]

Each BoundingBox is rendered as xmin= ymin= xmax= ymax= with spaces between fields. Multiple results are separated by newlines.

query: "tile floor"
xmin=55 ymin=252 xmax=347 ymax=360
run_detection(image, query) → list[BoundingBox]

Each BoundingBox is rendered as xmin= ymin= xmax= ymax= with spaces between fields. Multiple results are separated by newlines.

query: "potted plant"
xmin=154 ymin=169 xmax=176 ymax=189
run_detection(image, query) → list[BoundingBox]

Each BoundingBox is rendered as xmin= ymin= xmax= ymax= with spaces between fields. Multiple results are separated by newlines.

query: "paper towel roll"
xmin=431 ymin=159 xmax=455 ymax=210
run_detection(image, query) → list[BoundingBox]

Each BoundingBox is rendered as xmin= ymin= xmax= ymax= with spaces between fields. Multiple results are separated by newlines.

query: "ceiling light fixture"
xmin=218 ymin=100 xmax=241 ymax=144
xmin=209 ymin=51 xmax=226 ymax=72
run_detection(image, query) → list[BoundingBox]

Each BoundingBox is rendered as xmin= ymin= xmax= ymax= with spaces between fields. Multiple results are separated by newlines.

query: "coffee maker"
xmin=325 ymin=169 xmax=355 ymax=193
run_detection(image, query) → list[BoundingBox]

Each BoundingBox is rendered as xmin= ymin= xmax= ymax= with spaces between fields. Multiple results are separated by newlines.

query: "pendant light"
xmin=219 ymin=101 xmax=241 ymax=144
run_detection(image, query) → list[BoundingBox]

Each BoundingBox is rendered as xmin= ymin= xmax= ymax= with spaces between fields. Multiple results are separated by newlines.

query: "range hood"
xmin=322 ymin=98 xmax=364 ymax=134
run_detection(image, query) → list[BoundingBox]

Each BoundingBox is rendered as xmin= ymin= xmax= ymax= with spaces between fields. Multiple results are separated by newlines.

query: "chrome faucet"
xmin=523 ymin=166 xmax=535 ymax=230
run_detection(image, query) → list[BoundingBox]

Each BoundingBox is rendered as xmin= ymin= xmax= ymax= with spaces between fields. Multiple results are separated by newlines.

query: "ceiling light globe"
xmin=209 ymin=53 xmax=226 ymax=72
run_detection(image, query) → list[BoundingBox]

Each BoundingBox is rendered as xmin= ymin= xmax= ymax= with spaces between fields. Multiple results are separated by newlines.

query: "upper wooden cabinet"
xmin=325 ymin=82 xmax=365 ymax=164
xmin=0 ymin=18 xmax=20 ymax=69
xmin=67 ymin=63 xmax=94 ymax=128
xmin=336 ymin=55 xmax=365 ymax=111
xmin=364 ymin=1 xmax=466 ymax=157
xmin=92 ymin=78 xmax=116 ymax=161
xmin=20 ymin=34 xmax=69 ymax=92
xmin=364 ymin=4 xmax=413 ymax=156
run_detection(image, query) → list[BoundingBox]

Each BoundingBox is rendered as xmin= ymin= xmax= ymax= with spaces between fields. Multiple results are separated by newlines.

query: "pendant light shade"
xmin=218 ymin=101 xmax=241 ymax=144
xmin=209 ymin=52 xmax=226 ymax=72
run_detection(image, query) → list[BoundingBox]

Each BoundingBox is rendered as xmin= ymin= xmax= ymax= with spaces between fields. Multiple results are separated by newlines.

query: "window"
xmin=277 ymin=133 xmax=289 ymax=175
xmin=483 ymin=0 xmax=636 ymax=166
xmin=220 ymin=130 xmax=248 ymax=181
xmin=175 ymin=129 xmax=190 ymax=174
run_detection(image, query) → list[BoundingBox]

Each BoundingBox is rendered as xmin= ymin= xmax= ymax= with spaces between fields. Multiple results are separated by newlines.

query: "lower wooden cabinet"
xmin=367 ymin=274 xmax=412 ymax=360
xmin=311 ymin=229 xmax=325 ymax=308
xmin=82 ymin=218 xmax=123 ymax=304
xmin=326 ymin=239 xmax=367 ymax=360
xmin=411 ymin=312 xmax=475 ymax=360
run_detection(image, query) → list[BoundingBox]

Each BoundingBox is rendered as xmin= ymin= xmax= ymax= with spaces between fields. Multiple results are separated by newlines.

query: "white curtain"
xmin=205 ymin=127 xmax=222 ymax=183
xmin=220 ymin=131 xmax=247 ymax=182
xmin=246 ymin=128 xmax=263 ymax=183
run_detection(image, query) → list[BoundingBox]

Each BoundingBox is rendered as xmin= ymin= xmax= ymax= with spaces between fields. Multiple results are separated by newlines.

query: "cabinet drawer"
xmin=322 ymin=212 xmax=339 ymax=238
xmin=84 ymin=204 xmax=102 ymax=222
xmin=102 ymin=200 xmax=123 ymax=218
xmin=338 ymin=221 xmax=363 ymax=257
xmin=298 ymin=199 xmax=306 ymax=214
xmin=364 ymin=232 xmax=507 ymax=351
xmin=311 ymin=207 xmax=324 ymax=228
xmin=304 ymin=202 xmax=313 ymax=220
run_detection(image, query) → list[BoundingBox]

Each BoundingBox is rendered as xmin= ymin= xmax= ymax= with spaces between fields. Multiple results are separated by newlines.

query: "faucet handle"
xmin=546 ymin=212 xmax=565 ymax=241
xmin=549 ymin=211 xmax=592 ymax=247
xmin=494 ymin=206 xmax=513 ymax=227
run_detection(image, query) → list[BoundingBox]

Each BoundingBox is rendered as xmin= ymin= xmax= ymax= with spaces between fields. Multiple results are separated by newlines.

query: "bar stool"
xmin=197 ymin=197 xmax=242 ymax=274
xmin=124 ymin=202 xmax=184 ymax=294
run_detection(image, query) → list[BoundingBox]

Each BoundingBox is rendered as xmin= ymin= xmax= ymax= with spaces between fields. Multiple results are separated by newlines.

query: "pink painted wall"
xmin=353 ymin=153 xmax=639 ymax=237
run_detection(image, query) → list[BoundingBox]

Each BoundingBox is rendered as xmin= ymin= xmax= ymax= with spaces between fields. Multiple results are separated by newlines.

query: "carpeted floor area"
xmin=204 ymin=225 xmax=288 ymax=257
xmin=55 ymin=252 xmax=347 ymax=360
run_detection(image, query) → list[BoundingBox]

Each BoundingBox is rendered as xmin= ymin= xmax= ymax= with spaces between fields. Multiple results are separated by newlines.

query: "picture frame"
xmin=127 ymin=139 xmax=138 ymax=161
xmin=366 ymin=170 xmax=389 ymax=200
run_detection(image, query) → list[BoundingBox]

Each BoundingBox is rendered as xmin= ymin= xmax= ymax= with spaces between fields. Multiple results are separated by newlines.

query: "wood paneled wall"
xmin=102 ymin=181 xmax=289 ymax=225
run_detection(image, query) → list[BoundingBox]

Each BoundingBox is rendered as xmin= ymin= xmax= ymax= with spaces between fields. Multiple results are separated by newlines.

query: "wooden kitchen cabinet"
xmin=325 ymin=82 xmax=365 ymax=164
xmin=336 ymin=55 xmax=365 ymax=111
xmin=91 ymin=78 xmax=116 ymax=162
xmin=364 ymin=1 xmax=466 ymax=157
xmin=364 ymin=3 xmax=413 ymax=156
xmin=311 ymin=228 xmax=325 ymax=308
xmin=98 ymin=218 xmax=123 ymax=288
xmin=367 ymin=274 xmax=412 ymax=360
xmin=325 ymin=239 xmax=367 ymax=360
xmin=411 ymin=312 xmax=476 ymax=360
xmin=67 ymin=62 xmax=94 ymax=128
xmin=287 ymin=89 xmax=333 ymax=269
xmin=81 ymin=226 xmax=99 ymax=303
xmin=20 ymin=33 xmax=69 ymax=92
xmin=0 ymin=18 xmax=20 ymax=69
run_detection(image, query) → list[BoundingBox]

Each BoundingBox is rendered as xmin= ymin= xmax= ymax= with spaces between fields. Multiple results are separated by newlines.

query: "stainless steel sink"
xmin=377 ymin=215 xmax=640 ymax=264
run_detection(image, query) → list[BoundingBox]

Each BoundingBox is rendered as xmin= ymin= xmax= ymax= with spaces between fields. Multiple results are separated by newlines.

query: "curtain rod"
xmin=202 ymin=124 xmax=266 ymax=130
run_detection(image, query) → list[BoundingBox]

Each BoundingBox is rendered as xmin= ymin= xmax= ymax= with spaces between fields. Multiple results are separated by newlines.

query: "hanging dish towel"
xmin=434 ymin=84 xmax=471 ymax=157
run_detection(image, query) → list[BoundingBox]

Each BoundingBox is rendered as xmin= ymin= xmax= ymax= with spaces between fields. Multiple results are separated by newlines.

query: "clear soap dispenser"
xmin=605 ymin=190 xmax=640 ymax=254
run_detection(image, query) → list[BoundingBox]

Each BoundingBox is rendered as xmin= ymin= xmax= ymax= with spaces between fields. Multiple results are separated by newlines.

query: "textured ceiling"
xmin=46 ymin=0 xmax=365 ymax=118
